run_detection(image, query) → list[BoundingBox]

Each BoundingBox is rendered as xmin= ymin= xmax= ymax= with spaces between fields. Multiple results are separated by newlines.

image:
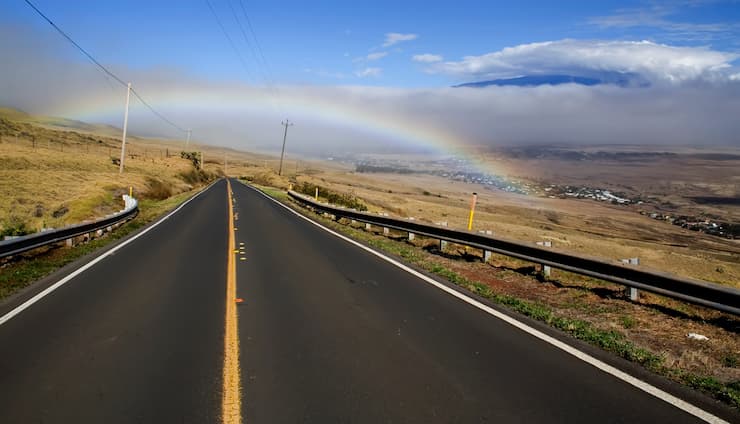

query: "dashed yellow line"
xmin=223 ymin=180 xmax=242 ymax=424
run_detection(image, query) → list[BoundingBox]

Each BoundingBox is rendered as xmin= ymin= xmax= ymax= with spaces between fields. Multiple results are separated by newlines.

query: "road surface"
xmin=0 ymin=179 xmax=732 ymax=423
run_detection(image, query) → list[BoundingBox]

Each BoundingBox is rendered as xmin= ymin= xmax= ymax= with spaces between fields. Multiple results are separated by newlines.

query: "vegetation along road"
xmin=0 ymin=178 xmax=735 ymax=423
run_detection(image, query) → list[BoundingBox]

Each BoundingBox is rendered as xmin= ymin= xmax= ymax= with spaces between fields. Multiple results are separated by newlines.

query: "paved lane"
xmin=232 ymin=181 xmax=714 ymax=423
xmin=0 ymin=180 xmax=229 ymax=423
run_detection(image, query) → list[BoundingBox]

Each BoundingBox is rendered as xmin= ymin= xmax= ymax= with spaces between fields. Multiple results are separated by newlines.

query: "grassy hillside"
xmin=0 ymin=112 xmax=219 ymax=236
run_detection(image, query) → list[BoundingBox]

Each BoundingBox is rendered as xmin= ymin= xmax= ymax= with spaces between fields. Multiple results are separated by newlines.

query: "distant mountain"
xmin=453 ymin=73 xmax=644 ymax=88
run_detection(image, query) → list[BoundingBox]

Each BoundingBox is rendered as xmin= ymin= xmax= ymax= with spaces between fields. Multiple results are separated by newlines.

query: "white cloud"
xmin=413 ymin=53 xmax=443 ymax=63
xmin=431 ymin=39 xmax=737 ymax=84
xmin=382 ymin=33 xmax=418 ymax=47
xmin=355 ymin=67 xmax=382 ymax=78
xmin=366 ymin=52 xmax=388 ymax=61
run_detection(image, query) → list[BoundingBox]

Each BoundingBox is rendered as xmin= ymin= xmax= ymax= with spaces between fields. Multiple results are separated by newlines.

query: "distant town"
xmin=333 ymin=154 xmax=739 ymax=240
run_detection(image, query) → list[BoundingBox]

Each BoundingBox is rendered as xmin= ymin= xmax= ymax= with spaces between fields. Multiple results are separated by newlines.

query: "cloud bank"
xmin=430 ymin=39 xmax=738 ymax=84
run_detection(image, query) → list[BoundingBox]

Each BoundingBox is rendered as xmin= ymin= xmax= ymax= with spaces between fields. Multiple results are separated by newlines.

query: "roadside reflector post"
xmin=536 ymin=241 xmax=553 ymax=279
xmin=467 ymin=192 xmax=478 ymax=231
xmin=483 ymin=250 xmax=492 ymax=263
xmin=438 ymin=221 xmax=448 ymax=251
xmin=315 ymin=187 xmax=319 ymax=201
xmin=621 ymin=257 xmax=640 ymax=301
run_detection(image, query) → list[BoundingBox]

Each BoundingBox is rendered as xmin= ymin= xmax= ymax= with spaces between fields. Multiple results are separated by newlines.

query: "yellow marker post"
xmin=467 ymin=192 xmax=478 ymax=231
xmin=315 ymin=187 xmax=319 ymax=201
xmin=129 ymin=186 xmax=133 ymax=197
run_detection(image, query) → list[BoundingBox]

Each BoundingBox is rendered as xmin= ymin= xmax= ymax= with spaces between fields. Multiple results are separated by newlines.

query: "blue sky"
xmin=3 ymin=0 xmax=739 ymax=87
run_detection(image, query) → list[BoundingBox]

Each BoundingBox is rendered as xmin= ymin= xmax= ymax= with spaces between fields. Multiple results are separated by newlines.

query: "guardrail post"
xmin=408 ymin=232 xmax=415 ymax=241
xmin=621 ymin=258 xmax=640 ymax=300
xmin=66 ymin=238 xmax=74 ymax=248
xmin=383 ymin=227 xmax=390 ymax=235
xmin=365 ymin=223 xmax=371 ymax=231
xmin=536 ymin=241 xmax=552 ymax=278
xmin=483 ymin=250 xmax=492 ymax=263
xmin=437 ymin=221 xmax=448 ymax=251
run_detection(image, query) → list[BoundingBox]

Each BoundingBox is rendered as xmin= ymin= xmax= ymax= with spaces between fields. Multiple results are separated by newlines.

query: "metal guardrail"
xmin=0 ymin=195 xmax=139 ymax=259
xmin=288 ymin=190 xmax=740 ymax=316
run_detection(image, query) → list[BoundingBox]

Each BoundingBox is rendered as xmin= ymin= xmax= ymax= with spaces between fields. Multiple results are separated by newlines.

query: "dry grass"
xmin=0 ymin=115 xmax=236 ymax=234
xmin=292 ymin=170 xmax=740 ymax=287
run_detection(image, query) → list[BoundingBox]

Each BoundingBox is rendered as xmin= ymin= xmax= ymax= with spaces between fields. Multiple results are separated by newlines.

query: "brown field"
xmin=282 ymin=163 xmax=739 ymax=288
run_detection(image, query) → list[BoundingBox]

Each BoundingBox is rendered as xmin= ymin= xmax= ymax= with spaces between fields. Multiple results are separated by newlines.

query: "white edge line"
xmin=240 ymin=180 xmax=728 ymax=424
xmin=0 ymin=181 xmax=219 ymax=327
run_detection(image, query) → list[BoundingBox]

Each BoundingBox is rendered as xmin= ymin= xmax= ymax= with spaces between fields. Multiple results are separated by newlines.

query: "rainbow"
xmin=45 ymin=85 xmax=494 ymax=172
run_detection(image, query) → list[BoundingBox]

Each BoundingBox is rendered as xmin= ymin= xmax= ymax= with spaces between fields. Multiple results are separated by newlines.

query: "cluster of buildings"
xmin=642 ymin=212 xmax=739 ymax=239
xmin=544 ymin=185 xmax=634 ymax=204
xmin=431 ymin=171 xmax=533 ymax=195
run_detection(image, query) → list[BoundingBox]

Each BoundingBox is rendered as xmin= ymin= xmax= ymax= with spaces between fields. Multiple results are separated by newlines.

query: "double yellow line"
xmin=223 ymin=179 xmax=242 ymax=424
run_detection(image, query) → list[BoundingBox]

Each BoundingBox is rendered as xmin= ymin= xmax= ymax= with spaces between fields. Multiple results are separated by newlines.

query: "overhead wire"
xmin=205 ymin=0 xmax=255 ymax=83
xmin=236 ymin=0 xmax=285 ymax=113
xmin=23 ymin=0 xmax=127 ymax=87
xmin=22 ymin=0 xmax=188 ymax=135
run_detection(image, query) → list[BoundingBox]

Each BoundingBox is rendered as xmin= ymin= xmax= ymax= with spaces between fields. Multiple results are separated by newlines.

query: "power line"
xmin=237 ymin=0 xmax=284 ymax=108
xmin=23 ymin=0 xmax=187 ymax=135
xmin=205 ymin=0 xmax=254 ymax=82
xmin=130 ymin=88 xmax=187 ymax=133
xmin=238 ymin=0 xmax=275 ymax=83
xmin=227 ymin=0 xmax=260 ymax=68
xmin=23 ymin=0 xmax=126 ymax=87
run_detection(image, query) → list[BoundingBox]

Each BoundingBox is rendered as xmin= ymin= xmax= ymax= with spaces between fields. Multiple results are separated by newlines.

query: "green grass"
xmin=0 ymin=187 xmax=201 ymax=301
xmin=251 ymin=183 xmax=740 ymax=410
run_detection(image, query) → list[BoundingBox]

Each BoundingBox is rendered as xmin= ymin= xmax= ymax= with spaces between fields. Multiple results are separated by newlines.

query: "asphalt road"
xmin=0 ymin=178 xmax=732 ymax=423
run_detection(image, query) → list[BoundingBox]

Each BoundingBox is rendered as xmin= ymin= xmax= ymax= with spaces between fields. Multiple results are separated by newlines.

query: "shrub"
xmin=295 ymin=181 xmax=368 ymax=211
xmin=144 ymin=177 xmax=173 ymax=200
xmin=1 ymin=217 xmax=31 ymax=238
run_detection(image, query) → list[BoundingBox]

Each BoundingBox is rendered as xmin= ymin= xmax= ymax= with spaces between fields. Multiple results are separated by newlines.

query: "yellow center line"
xmin=223 ymin=179 xmax=242 ymax=424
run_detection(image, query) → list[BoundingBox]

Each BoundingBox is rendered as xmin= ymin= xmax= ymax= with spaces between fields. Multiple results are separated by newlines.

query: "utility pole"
xmin=278 ymin=119 xmax=293 ymax=176
xmin=119 ymin=82 xmax=132 ymax=174
xmin=185 ymin=129 xmax=191 ymax=150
